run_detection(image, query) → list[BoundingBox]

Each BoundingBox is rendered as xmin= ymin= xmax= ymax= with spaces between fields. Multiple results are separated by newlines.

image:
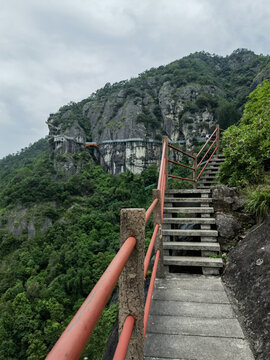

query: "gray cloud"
xmin=0 ymin=0 xmax=270 ymax=158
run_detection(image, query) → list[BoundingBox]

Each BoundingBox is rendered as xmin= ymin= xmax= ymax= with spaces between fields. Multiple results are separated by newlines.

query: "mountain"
xmin=47 ymin=49 xmax=269 ymax=174
xmin=0 ymin=49 xmax=270 ymax=360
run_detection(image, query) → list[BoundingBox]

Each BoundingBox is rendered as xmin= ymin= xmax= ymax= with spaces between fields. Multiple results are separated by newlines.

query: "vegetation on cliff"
xmin=1 ymin=49 xmax=270 ymax=359
xmin=0 ymin=147 xmax=157 ymax=359
xmin=48 ymin=49 xmax=269 ymax=147
xmin=219 ymin=80 xmax=270 ymax=219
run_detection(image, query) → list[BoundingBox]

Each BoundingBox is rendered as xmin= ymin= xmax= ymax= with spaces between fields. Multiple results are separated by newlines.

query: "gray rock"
xmin=223 ymin=215 xmax=270 ymax=360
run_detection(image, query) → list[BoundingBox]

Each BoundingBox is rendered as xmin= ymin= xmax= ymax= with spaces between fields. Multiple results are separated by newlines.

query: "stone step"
xmin=162 ymin=229 xmax=218 ymax=236
xmin=163 ymin=242 xmax=220 ymax=251
xmin=145 ymin=334 xmax=254 ymax=360
xmin=164 ymin=197 xmax=213 ymax=203
xmin=164 ymin=207 xmax=214 ymax=214
xmin=166 ymin=189 xmax=211 ymax=194
xmin=200 ymin=173 xmax=217 ymax=178
xmin=164 ymin=256 xmax=223 ymax=268
xmin=163 ymin=217 xmax=216 ymax=224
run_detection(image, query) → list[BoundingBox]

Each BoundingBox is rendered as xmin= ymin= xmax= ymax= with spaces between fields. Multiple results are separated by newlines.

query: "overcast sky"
xmin=0 ymin=0 xmax=270 ymax=159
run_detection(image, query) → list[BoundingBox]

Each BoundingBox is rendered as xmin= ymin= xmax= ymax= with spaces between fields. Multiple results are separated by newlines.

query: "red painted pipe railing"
xmin=197 ymin=127 xmax=217 ymax=158
xmin=167 ymin=125 xmax=222 ymax=188
xmin=113 ymin=316 xmax=135 ymax=360
xmin=197 ymin=146 xmax=218 ymax=181
xmin=144 ymin=223 xmax=159 ymax=278
xmin=168 ymin=158 xmax=194 ymax=170
xmin=168 ymin=174 xmax=195 ymax=182
xmin=144 ymin=250 xmax=160 ymax=338
xmin=197 ymin=138 xmax=217 ymax=168
xmin=168 ymin=143 xmax=195 ymax=159
xmin=46 ymin=236 xmax=136 ymax=360
xmin=145 ymin=198 xmax=158 ymax=224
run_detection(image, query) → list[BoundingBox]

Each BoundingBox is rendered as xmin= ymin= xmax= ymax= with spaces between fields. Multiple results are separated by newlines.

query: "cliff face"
xmin=47 ymin=49 xmax=269 ymax=174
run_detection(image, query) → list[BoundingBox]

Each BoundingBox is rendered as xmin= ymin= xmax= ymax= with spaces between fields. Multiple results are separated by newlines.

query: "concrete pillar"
xmin=153 ymin=189 xmax=164 ymax=278
xmin=119 ymin=208 xmax=145 ymax=360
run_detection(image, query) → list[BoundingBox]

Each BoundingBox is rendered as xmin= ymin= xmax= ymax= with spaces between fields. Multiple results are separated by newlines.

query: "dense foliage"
xmin=219 ymin=80 xmax=270 ymax=220
xmin=219 ymin=80 xmax=270 ymax=186
xmin=0 ymin=148 xmax=157 ymax=359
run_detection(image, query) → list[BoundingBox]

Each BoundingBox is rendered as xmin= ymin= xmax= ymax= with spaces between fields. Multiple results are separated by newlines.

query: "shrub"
xmin=219 ymin=80 xmax=270 ymax=186
xmin=245 ymin=186 xmax=270 ymax=220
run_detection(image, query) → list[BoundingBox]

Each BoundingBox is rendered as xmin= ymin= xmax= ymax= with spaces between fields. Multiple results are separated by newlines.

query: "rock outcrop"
xmin=46 ymin=50 xmax=269 ymax=175
xmin=223 ymin=215 xmax=270 ymax=360
xmin=212 ymin=185 xmax=254 ymax=251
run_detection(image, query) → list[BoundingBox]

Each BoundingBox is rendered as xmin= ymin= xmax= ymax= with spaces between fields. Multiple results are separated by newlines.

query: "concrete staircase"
xmin=198 ymin=154 xmax=225 ymax=188
xmin=162 ymin=154 xmax=225 ymax=275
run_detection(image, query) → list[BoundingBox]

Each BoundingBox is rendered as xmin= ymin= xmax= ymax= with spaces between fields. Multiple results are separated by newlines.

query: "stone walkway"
xmin=144 ymin=274 xmax=254 ymax=360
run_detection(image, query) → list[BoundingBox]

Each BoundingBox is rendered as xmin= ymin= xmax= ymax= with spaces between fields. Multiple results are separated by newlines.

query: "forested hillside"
xmin=0 ymin=147 xmax=157 ymax=359
xmin=0 ymin=49 xmax=270 ymax=359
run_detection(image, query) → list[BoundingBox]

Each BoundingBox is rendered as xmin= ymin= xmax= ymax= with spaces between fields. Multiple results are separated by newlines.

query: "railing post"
xmin=119 ymin=209 xmax=145 ymax=360
xmin=216 ymin=124 xmax=220 ymax=155
xmin=152 ymin=189 xmax=164 ymax=278
xmin=162 ymin=136 xmax=168 ymax=190
xmin=193 ymin=153 xmax=197 ymax=189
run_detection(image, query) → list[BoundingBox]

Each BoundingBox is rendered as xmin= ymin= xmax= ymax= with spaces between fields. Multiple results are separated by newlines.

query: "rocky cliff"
xmin=47 ymin=49 xmax=269 ymax=174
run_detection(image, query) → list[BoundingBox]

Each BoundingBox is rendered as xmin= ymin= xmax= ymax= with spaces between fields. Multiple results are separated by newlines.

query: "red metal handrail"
xmin=197 ymin=138 xmax=217 ymax=168
xmin=158 ymin=141 xmax=167 ymax=190
xmin=46 ymin=236 xmax=136 ymax=360
xmin=168 ymin=143 xmax=196 ymax=159
xmin=168 ymin=158 xmax=194 ymax=170
xmin=144 ymin=250 xmax=160 ymax=338
xmin=197 ymin=146 xmax=218 ymax=181
xmin=113 ymin=316 xmax=135 ymax=360
xmin=197 ymin=127 xmax=217 ymax=158
xmin=168 ymin=174 xmax=195 ymax=182
xmin=145 ymin=198 xmax=158 ymax=224
xmin=144 ymin=224 xmax=159 ymax=278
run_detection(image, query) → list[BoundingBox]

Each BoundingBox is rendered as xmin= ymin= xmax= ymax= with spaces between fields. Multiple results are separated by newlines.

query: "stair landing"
xmin=144 ymin=274 xmax=254 ymax=360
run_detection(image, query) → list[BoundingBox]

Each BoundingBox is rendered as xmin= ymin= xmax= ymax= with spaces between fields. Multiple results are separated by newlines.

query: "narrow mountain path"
xmin=144 ymin=274 xmax=254 ymax=360
xmin=144 ymin=155 xmax=254 ymax=359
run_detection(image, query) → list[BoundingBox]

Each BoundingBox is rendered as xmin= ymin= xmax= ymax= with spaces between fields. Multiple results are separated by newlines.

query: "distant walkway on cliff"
xmin=53 ymin=135 xmax=209 ymax=147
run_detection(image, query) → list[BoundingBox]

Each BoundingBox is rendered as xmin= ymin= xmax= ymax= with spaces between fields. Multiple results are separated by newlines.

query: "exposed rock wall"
xmin=96 ymin=140 xmax=162 ymax=174
xmin=223 ymin=215 xmax=270 ymax=360
xmin=0 ymin=205 xmax=54 ymax=239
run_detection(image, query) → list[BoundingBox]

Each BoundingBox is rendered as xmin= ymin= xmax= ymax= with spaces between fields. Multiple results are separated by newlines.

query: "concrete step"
xmin=200 ymin=173 xmax=218 ymax=178
xmin=152 ymin=288 xmax=228 ymax=304
xmin=164 ymin=207 xmax=214 ymax=214
xmin=162 ymin=229 xmax=218 ymax=236
xmin=145 ymin=333 xmax=254 ymax=360
xmin=163 ymin=217 xmax=216 ymax=224
xmin=164 ymin=197 xmax=213 ymax=203
xmin=164 ymin=256 xmax=223 ymax=268
xmin=146 ymin=316 xmax=243 ymax=338
xmin=163 ymin=242 xmax=220 ymax=251
xmin=166 ymin=189 xmax=211 ymax=194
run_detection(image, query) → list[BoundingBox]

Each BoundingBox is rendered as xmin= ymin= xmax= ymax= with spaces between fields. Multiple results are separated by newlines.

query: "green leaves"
xmin=219 ymin=80 xmax=270 ymax=186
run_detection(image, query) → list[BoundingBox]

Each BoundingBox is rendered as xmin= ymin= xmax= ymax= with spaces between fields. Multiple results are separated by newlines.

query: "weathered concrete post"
xmin=216 ymin=124 xmax=220 ymax=155
xmin=152 ymin=189 xmax=164 ymax=278
xmin=162 ymin=136 xmax=169 ymax=190
xmin=119 ymin=208 xmax=145 ymax=360
xmin=193 ymin=153 xmax=197 ymax=189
